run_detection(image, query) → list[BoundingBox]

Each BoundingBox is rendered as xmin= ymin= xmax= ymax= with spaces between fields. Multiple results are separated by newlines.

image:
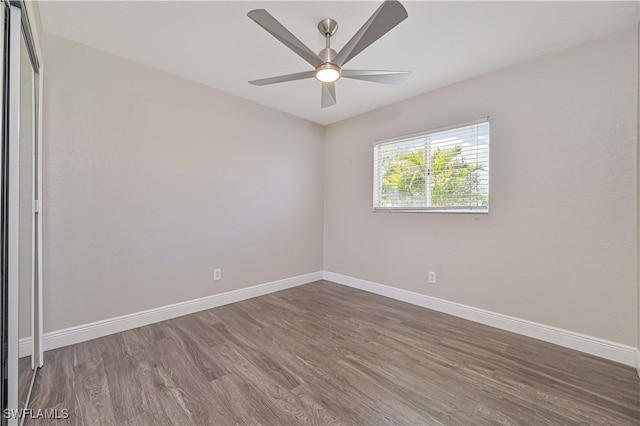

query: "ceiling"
xmin=40 ymin=1 xmax=638 ymax=125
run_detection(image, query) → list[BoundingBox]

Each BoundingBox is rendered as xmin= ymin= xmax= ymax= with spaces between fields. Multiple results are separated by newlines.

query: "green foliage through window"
xmin=374 ymin=121 xmax=489 ymax=211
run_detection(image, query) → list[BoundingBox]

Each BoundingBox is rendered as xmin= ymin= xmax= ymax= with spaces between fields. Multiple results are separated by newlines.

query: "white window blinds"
xmin=373 ymin=119 xmax=489 ymax=212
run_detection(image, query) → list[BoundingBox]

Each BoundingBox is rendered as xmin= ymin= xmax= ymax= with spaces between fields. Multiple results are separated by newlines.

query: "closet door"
xmin=0 ymin=3 xmax=7 ymax=423
xmin=2 ymin=3 xmax=42 ymax=424
xmin=5 ymin=5 xmax=23 ymax=423
xmin=17 ymin=9 xmax=36 ymax=416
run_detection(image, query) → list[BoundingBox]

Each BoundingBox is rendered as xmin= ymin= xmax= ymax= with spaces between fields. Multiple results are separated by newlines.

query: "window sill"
xmin=373 ymin=207 xmax=489 ymax=214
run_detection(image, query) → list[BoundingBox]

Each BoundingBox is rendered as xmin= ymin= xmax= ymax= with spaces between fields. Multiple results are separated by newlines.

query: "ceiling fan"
xmin=247 ymin=0 xmax=410 ymax=108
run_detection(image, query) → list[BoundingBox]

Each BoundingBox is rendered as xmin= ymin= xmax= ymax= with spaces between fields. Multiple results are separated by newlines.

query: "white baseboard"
xmin=22 ymin=271 xmax=323 ymax=356
xmin=22 ymin=269 xmax=638 ymax=370
xmin=324 ymin=271 xmax=638 ymax=368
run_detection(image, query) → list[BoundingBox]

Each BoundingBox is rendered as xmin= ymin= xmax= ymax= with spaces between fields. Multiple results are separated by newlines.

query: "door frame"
xmin=6 ymin=4 xmax=22 ymax=420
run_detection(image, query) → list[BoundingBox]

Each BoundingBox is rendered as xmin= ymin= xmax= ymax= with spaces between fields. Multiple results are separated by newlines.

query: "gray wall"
xmin=43 ymin=34 xmax=324 ymax=332
xmin=324 ymin=30 xmax=638 ymax=346
xmin=44 ymin=29 xmax=639 ymax=348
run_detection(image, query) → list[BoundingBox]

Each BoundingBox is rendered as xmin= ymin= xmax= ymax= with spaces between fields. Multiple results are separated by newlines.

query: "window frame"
xmin=372 ymin=117 xmax=490 ymax=214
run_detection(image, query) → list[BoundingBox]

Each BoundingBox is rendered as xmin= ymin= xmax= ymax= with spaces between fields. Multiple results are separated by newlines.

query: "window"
xmin=373 ymin=119 xmax=489 ymax=213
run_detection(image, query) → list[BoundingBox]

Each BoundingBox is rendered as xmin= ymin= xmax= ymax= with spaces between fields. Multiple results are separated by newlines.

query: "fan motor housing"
xmin=318 ymin=48 xmax=337 ymax=63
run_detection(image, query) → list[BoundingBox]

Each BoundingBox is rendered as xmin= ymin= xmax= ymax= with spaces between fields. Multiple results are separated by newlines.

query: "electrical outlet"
xmin=428 ymin=271 xmax=436 ymax=284
xmin=214 ymin=268 xmax=222 ymax=281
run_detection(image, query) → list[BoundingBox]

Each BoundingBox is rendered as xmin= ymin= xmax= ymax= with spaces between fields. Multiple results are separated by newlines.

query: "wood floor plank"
xmin=18 ymin=356 xmax=34 ymax=410
xmin=71 ymin=357 xmax=115 ymax=425
xmin=27 ymin=346 xmax=77 ymax=425
xmin=151 ymin=339 xmax=236 ymax=425
xmin=27 ymin=281 xmax=640 ymax=425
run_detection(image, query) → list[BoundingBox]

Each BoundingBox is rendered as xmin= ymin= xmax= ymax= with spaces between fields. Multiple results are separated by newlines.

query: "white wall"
xmin=42 ymin=34 xmax=324 ymax=332
xmin=324 ymin=30 xmax=638 ymax=346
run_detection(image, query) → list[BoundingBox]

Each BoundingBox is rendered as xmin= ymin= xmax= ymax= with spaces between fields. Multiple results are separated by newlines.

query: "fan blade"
xmin=247 ymin=9 xmax=323 ymax=68
xmin=342 ymin=70 xmax=411 ymax=85
xmin=249 ymin=71 xmax=315 ymax=86
xmin=333 ymin=0 xmax=408 ymax=67
xmin=321 ymin=82 xmax=336 ymax=108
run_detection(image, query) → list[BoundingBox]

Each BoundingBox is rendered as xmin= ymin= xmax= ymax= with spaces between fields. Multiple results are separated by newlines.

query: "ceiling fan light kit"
xmin=247 ymin=0 xmax=411 ymax=108
xmin=315 ymin=64 xmax=340 ymax=83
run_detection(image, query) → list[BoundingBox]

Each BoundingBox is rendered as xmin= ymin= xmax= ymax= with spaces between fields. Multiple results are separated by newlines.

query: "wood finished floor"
xmin=28 ymin=281 xmax=640 ymax=425
xmin=19 ymin=356 xmax=34 ymax=409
